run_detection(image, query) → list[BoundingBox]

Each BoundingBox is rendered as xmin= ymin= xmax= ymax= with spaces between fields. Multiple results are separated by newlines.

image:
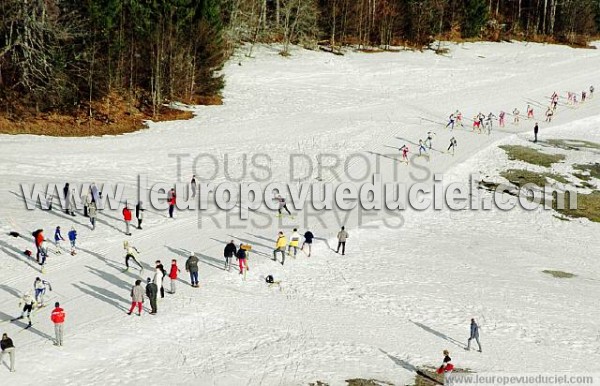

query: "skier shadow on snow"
xmin=410 ymin=320 xmax=465 ymax=349
xmin=9 ymin=191 xmax=88 ymax=228
xmin=0 ymin=284 xmax=21 ymax=299
xmin=226 ymin=234 xmax=270 ymax=257
xmin=313 ymin=237 xmax=336 ymax=253
xmin=85 ymin=265 xmax=133 ymax=292
xmin=378 ymin=349 xmax=417 ymax=372
xmin=165 ymin=245 xmax=226 ymax=272
xmin=0 ymin=310 xmax=13 ymax=323
xmin=0 ymin=239 xmax=40 ymax=271
xmin=367 ymin=150 xmax=399 ymax=162
xmin=11 ymin=318 xmax=54 ymax=341
xmin=72 ymin=282 xmax=128 ymax=312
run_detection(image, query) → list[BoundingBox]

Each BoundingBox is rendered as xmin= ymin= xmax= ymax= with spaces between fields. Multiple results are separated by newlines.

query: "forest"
xmin=0 ymin=0 xmax=599 ymax=129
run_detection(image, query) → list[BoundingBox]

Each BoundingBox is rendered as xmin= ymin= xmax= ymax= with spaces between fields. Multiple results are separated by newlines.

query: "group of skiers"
xmin=29 ymin=226 xmax=77 ymax=272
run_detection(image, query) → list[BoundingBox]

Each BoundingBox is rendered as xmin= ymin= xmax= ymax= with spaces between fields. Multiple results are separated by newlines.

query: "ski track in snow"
xmin=1 ymin=42 xmax=600 ymax=385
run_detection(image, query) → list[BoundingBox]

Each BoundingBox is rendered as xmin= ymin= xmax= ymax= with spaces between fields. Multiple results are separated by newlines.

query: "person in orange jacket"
xmin=122 ymin=205 xmax=132 ymax=236
xmin=168 ymin=259 xmax=180 ymax=294
xmin=51 ymin=302 xmax=66 ymax=346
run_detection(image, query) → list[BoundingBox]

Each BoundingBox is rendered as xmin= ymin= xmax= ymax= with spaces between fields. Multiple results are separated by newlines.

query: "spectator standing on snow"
xmin=288 ymin=228 xmax=301 ymax=258
xmin=127 ymin=280 xmax=144 ymax=316
xmin=54 ymin=226 xmax=64 ymax=254
xmin=185 ymin=253 xmax=199 ymax=287
xmin=467 ymin=318 xmax=482 ymax=352
xmin=154 ymin=260 xmax=166 ymax=298
xmin=0 ymin=333 xmax=16 ymax=372
xmin=123 ymin=205 xmax=132 ymax=236
xmin=63 ymin=183 xmax=72 ymax=215
xmin=135 ymin=201 xmax=144 ymax=230
xmin=191 ymin=175 xmax=197 ymax=197
xmin=336 ymin=226 xmax=349 ymax=255
xmin=82 ymin=189 xmax=91 ymax=217
xmin=224 ymin=240 xmax=237 ymax=271
xmin=51 ymin=302 xmax=66 ymax=346
xmin=68 ymin=226 xmax=77 ymax=255
xmin=146 ymin=278 xmax=158 ymax=315
xmin=33 ymin=229 xmax=44 ymax=263
xmin=534 ymin=122 xmax=539 ymax=143
xmin=88 ymin=201 xmax=97 ymax=230
xmin=168 ymin=188 xmax=176 ymax=218
xmin=302 ymin=230 xmax=314 ymax=257
xmin=273 ymin=231 xmax=287 ymax=265
xmin=168 ymin=259 xmax=180 ymax=294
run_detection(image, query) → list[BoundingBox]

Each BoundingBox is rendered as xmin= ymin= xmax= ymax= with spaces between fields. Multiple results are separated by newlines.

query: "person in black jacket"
xmin=0 ymin=333 xmax=15 ymax=372
xmin=302 ymin=230 xmax=314 ymax=257
xmin=145 ymin=278 xmax=158 ymax=315
xmin=135 ymin=201 xmax=144 ymax=230
xmin=224 ymin=240 xmax=237 ymax=271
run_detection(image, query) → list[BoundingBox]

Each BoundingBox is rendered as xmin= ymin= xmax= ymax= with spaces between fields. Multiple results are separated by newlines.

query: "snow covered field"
xmin=1 ymin=42 xmax=599 ymax=385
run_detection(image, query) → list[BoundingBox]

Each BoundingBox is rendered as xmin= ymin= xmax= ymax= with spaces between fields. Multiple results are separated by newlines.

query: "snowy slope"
xmin=0 ymin=42 xmax=599 ymax=385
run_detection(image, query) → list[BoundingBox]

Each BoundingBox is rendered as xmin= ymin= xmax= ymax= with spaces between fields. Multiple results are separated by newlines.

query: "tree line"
xmin=1 ymin=0 xmax=599 ymax=119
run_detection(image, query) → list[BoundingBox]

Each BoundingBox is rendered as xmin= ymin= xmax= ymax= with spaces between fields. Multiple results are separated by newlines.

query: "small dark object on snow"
xmin=9 ymin=231 xmax=20 ymax=238
xmin=24 ymin=250 xmax=32 ymax=257
xmin=265 ymin=275 xmax=274 ymax=284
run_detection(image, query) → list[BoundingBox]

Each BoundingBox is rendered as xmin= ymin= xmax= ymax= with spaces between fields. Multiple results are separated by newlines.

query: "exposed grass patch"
xmin=346 ymin=379 xmax=393 ymax=386
xmin=546 ymin=139 xmax=600 ymax=151
xmin=573 ymin=163 xmax=600 ymax=180
xmin=543 ymin=270 xmax=576 ymax=278
xmin=501 ymin=169 xmax=569 ymax=187
xmin=413 ymin=367 xmax=471 ymax=386
xmin=554 ymin=191 xmax=600 ymax=223
xmin=499 ymin=145 xmax=566 ymax=167
xmin=573 ymin=172 xmax=592 ymax=182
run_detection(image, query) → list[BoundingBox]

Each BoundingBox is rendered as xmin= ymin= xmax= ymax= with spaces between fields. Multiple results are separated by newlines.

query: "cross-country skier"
xmin=122 ymin=205 xmax=132 ymax=235
xmin=545 ymin=107 xmax=553 ymax=122
xmin=168 ymin=259 xmax=180 ymax=294
xmin=336 ymin=226 xmax=349 ymax=255
xmin=127 ymin=280 xmax=144 ymax=316
xmin=400 ymin=145 xmax=409 ymax=163
xmin=425 ymin=132 xmax=435 ymax=149
xmin=498 ymin=111 xmax=506 ymax=127
xmin=154 ymin=260 xmax=166 ymax=298
xmin=50 ymin=302 xmax=65 ymax=346
xmin=418 ymin=139 xmax=427 ymax=156
xmin=533 ymin=122 xmax=539 ymax=143
xmin=123 ymin=241 xmax=143 ymax=271
xmin=39 ymin=240 xmax=49 ymax=268
xmin=145 ymin=278 xmax=158 ymax=315
xmin=512 ymin=108 xmax=520 ymax=124
xmin=191 ymin=175 xmax=197 ymax=197
xmin=135 ymin=201 xmax=144 ymax=230
xmin=236 ymin=244 xmax=249 ymax=274
xmin=274 ymin=195 xmax=292 ymax=217
xmin=54 ymin=226 xmax=64 ymax=254
xmin=0 ymin=333 xmax=15 ymax=372
xmin=88 ymin=201 xmax=97 ymax=230
xmin=582 ymin=90 xmax=587 ymax=102
xmin=224 ymin=240 xmax=237 ymax=271
xmin=33 ymin=277 xmax=52 ymax=306
xmin=485 ymin=112 xmax=496 ymax=134
xmin=472 ymin=115 xmax=481 ymax=132
xmin=445 ymin=113 xmax=455 ymax=130
xmin=302 ymin=230 xmax=314 ymax=257
xmin=273 ymin=231 xmax=287 ymax=265
xmin=67 ymin=226 xmax=77 ymax=255
xmin=527 ymin=104 xmax=534 ymax=119
xmin=436 ymin=350 xmax=454 ymax=384
xmin=288 ymin=228 xmax=301 ymax=258
xmin=466 ymin=318 xmax=482 ymax=352
xmin=168 ymin=188 xmax=176 ymax=218
xmin=455 ymin=110 xmax=464 ymax=127
xmin=447 ymin=137 xmax=457 ymax=155
xmin=185 ymin=253 xmax=199 ymax=287
xmin=18 ymin=292 xmax=36 ymax=327
xmin=477 ymin=112 xmax=485 ymax=128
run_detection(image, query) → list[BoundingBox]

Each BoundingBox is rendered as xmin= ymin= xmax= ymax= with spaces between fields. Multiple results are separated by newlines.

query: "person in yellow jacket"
xmin=288 ymin=228 xmax=301 ymax=257
xmin=273 ymin=231 xmax=287 ymax=265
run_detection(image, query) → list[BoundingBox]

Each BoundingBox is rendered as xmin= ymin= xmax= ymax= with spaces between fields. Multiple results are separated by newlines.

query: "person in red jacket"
xmin=51 ymin=302 xmax=66 ymax=346
xmin=436 ymin=349 xmax=454 ymax=383
xmin=122 ymin=205 xmax=132 ymax=236
xmin=168 ymin=188 xmax=176 ymax=218
xmin=168 ymin=259 xmax=180 ymax=294
xmin=33 ymin=229 xmax=44 ymax=263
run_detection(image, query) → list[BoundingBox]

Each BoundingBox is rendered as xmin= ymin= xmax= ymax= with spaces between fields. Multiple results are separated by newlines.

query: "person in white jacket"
xmin=153 ymin=260 xmax=166 ymax=298
xmin=123 ymin=241 xmax=142 ymax=271
xmin=288 ymin=228 xmax=301 ymax=257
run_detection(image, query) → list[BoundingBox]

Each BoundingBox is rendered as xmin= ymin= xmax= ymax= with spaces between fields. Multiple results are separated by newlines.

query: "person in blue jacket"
xmin=68 ymin=227 xmax=77 ymax=256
